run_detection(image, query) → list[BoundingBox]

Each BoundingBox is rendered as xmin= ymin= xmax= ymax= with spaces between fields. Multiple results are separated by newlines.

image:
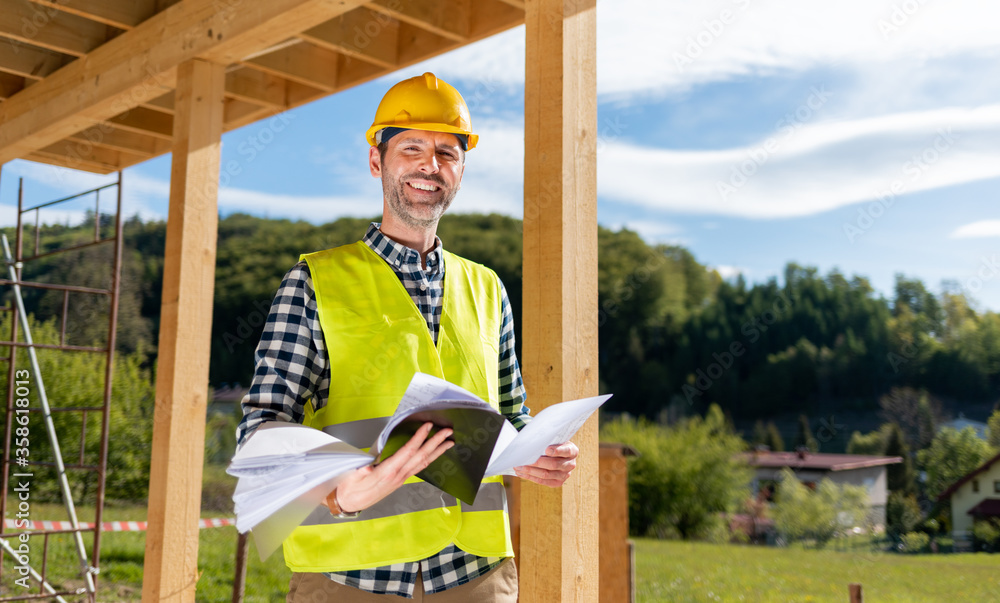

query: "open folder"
xmin=229 ymin=372 xmax=611 ymax=558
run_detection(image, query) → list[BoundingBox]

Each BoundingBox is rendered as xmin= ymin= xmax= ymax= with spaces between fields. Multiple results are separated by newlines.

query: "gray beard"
xmin=382 ymin=174 xmax=458 ymax=229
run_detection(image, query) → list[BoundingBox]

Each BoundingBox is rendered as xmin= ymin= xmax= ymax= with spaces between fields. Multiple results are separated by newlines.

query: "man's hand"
xmin=513 ymin=441 xmax=579 ymax=487
xmin=327 ymin=422 xmax=454 ymax=514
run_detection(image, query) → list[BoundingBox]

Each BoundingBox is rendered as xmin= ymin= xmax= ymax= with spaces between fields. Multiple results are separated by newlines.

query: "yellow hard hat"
xmin=366 ymin=72 xmax=478 ymax=150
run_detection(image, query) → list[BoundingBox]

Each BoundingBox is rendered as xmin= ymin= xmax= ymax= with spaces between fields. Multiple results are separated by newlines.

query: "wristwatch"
xmin=327 ymin=488 xmax=361 ymax=518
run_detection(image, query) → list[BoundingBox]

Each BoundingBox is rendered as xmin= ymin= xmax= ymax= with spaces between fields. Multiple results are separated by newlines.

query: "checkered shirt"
xmin=237 ymin=222 xmax=530 ymax=598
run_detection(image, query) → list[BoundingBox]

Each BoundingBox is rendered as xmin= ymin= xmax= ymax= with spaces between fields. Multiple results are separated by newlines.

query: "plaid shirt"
xmin=237 ymin=222 xmax=529 ymax=598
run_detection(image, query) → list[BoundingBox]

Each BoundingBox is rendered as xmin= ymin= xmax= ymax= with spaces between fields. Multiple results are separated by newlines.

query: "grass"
xmin=2 ymin=468 xmax=290 ymax=602
xmin=635 ymin=538 xmax=1000 ymax=602
xmin=7 ymin=496 xmax=1000 ymax=601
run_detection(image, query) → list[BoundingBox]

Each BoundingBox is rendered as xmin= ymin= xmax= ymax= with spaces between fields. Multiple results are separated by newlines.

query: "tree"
xmin=883 ymin=422 xmax=916 ymax=495
xmin=793 ymin=414 xmax=819 ymax=452
xmin=751 ymin=420 xmax=785 ymax=452
xmin=885 ymin=491 xmax=922 ymax=539
xmin=988 ymin=409 xmax=1000 ymax=450
xmin=879 ymin=387 xmax=944 ymax=452
xmin=773 ymin=468 xmax=869 ymax=547
xmin=601 ymin=405 xmax=751 ymax=539
xmin=846 ymin=426 xmax=888 ymax=456
xmin=918 ymin=427 xmax=996 ymax=500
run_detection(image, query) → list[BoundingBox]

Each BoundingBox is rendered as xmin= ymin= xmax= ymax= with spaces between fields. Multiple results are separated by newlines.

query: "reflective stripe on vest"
xmin=281 ymin=241 xmax=513 ymax=572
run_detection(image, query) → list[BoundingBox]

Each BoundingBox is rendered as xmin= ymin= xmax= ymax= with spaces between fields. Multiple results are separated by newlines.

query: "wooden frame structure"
xmin=0 ymin=0 xmax=598 ymax=600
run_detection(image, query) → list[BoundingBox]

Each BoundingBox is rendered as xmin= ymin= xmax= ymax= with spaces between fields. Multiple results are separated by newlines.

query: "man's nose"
xmin=417 ymin=150 xmax=440 ymax=173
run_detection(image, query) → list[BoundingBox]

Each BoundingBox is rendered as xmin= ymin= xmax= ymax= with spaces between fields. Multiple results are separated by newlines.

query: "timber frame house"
xmin=0 ymin=0 xmax=599 ymax=600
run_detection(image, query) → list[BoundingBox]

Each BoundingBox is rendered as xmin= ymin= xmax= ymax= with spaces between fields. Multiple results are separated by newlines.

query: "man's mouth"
xmin=406 ymin=180 xmax=441 ymax=192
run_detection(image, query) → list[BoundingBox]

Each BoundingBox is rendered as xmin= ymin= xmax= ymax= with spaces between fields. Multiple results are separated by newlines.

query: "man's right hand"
xmin=326 ymin=422 xmax=454 ymax=514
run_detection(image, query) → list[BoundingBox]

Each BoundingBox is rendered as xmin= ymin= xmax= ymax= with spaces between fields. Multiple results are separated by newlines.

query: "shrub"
xmin=601 ymin=405 xmax=751 ymax=540
xmin=901 ymin=531 xmax=929 ymax=553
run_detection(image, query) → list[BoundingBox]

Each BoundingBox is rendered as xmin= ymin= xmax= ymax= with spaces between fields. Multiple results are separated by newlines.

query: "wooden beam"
xmin=469 ymin=0 xmax=525 ymax=38
xmin=225 ymin=67 xmax=288 ymax=109
xmin=495 ymin=0 xmax=525 ymax=9
xmin=32 ymin=139 xmax=146 ymax=171
xmin=26 ymin=0 xmax=158 ymax=29
xmin=105 ymin=106 xmax=174 ymax=140
xmin=365 ymin=0 xmax=470 ymax=43
xmin=0 ymin=0 xmax=118 ymax=57
xmin=0 ymin=71 xmax=26 ymax=99
xmin=0 ymin=0 xmax=366 ymax=165
xmin=244 ymin=40 xmax=340 ymax=92
xmin=23 ymin=150 xmax=117 ymax=174
xmin=142 ymin=92 xmax=175 ymax=114
xmin=142 ymin=58 xmax=225 ymax=603
xmin=299 ymin=8 xmax=400 ymax=69
xmin=67 ymin=124 xmax=171 ymax=157
xmin=519 ymin=0 xmax=598 ymax=602
xmin=0 ymin=42 xmax=71 ymax=80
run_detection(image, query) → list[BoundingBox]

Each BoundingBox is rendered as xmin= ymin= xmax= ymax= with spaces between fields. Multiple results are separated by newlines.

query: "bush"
xmin=773 ymin=468 xmax=869 ymax=547
xmin=601 ymin=405 xmax=751 ymax=540
xmin=900 ymin=531 xmax=929 ymax=553
xmin=972 ymin=519 xmax=1000 ymax=552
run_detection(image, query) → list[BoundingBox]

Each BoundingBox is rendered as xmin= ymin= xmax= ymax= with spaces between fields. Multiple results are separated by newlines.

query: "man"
xmin=237 ymin=72 xmax=579 ymax=601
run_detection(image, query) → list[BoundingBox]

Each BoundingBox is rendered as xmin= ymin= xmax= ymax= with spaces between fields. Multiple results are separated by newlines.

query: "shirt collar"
xmin=363 ymin=222 xmax=444 ymax=272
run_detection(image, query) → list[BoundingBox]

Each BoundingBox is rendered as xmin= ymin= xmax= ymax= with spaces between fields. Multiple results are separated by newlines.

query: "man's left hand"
xmin=513 ymin=441 xmax=578 ymax=487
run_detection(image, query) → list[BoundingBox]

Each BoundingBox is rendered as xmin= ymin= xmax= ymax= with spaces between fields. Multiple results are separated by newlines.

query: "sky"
xmin=2 ymin=0 xmax=1000 ymax=310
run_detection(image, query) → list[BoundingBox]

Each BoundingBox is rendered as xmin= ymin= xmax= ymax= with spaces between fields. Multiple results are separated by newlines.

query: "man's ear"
xmin=369 ymin=146 xmax=382 ymax=178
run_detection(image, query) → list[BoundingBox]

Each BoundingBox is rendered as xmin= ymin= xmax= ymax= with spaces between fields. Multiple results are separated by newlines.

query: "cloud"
xmin=415 ymin=0 xmax=1000 ymax=101
xmin=596 ymin=104 xmax=1000 ymax=219
xmin=713 ymin=265 xmax=745 ymax=279
xmin=951 ymin=220 xmax=1000 ymax=239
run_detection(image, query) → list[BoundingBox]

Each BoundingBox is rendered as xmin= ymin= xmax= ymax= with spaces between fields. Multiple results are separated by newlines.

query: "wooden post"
xmin=142 ymin=58 xmax=225 ymax=602
xmin=520 ymin=0 xmax=598 ymax=601
xmin=849 ymin=583 xmax=863 ymax=603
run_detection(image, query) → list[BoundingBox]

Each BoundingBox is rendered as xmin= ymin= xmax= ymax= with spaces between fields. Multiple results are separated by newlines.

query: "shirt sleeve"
xmin=236 ymin=262 xmax=329 ymax=448
xmin=497 ymin=278 xmax=531 ymax=430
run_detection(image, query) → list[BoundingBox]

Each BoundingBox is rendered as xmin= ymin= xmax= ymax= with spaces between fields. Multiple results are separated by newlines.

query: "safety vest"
xmin=281 ymin=241 xmax=514 ymax=572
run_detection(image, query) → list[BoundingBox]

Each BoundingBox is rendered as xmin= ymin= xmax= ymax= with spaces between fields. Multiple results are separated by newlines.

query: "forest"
xmin=3 ymin=211 xmax=998 ymax=428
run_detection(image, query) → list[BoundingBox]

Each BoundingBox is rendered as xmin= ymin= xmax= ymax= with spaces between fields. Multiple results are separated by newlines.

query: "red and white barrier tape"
xmin=3 ymin=518 xmax=235 ymax=531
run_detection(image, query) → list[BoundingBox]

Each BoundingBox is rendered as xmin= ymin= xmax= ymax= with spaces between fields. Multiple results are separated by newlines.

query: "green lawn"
xmin=7 ymin=505 xmax=1000 ymax=602
xmin=635 ymin=539 xmax=1000 ymax=603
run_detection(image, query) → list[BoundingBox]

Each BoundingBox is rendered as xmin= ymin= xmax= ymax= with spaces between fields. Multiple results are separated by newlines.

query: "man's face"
xmin=370 ymin=130 xmax=465 ymax=229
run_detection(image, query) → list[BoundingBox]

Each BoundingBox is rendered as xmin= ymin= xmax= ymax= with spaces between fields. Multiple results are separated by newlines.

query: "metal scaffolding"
xmin=0 ymin=171 xmax=123 ymax=602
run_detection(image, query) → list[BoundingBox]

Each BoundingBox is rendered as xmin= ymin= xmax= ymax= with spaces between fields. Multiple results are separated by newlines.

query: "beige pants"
xmin=286 ymin=558 xmax=518 ymax=602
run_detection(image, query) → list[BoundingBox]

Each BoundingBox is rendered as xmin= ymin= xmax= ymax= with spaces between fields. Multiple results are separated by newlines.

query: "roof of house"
xmin=967 ymin=498 xmax=1000 ymax=518
xmin=938 ymin=450 xmax=1000 ymax=502
xmin=744 ymin=450 xmax=902 ymax=472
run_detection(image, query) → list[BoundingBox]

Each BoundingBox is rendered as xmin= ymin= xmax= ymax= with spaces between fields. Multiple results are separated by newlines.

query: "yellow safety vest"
xmin=281 ymin=241 xmax=514 ymax=572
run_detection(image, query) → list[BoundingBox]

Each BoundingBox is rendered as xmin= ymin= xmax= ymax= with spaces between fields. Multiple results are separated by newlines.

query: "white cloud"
xmin=951 ymin=220 xmax=1000 ymax=239
xmin=596 ymin=104 xmax=1000 ymax=218
xmin=413 ymin=0 xmax=1000 ymax=101
xmin=713 ymin=265 xmax=745 ymax=279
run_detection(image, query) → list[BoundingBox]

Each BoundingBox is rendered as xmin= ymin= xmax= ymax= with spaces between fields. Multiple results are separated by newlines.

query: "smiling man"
xmin=237 ymin=73 xmax=579 ymax=601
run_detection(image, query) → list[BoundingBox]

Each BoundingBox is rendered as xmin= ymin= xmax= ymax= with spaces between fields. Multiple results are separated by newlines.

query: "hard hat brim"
xmin=366 ymin=124 xmax=478 ymax=151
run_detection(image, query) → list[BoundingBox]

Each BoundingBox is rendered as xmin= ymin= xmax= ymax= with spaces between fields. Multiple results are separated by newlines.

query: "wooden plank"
xmin=26 ymin=0 xmax=158 ymax=29
xmin=0 ymin=42 xmax=71 ymax=80
xmin=0 ymin=72 xmax=26 ymax=99
xmin=244 ymin=40 xmax=340 ymax=92
xmin=33 ymin=139 xmax=146 ymax=171
xmin=143 ymin=92 xmax=175 ymax=114
xmin=469 ymin=0 xmax=525 ymax=38
xmin=142 ymin=58 xmax=225 ymax=603
xmin=225 ymin=67 xmax=287 ymax=109
xmin=23 ymin=150 xmax=117 ymax=174
xmin=67 ymin=125 xmax=171 ymax=157
xmin=365 ymin=0 xmax=470 ymax=42
xmin=0 ymin=0 xmax=118 ymax=57
xmin=0 ymin=0 xmax=365 ymax=165
xmin=599 ymin=447 xmax=631 ymax=603
xmin=105 ymin=106 xmax=174 ymax=140
xmin=299 ymin=8 xmax=400 ymax=69
xmin=495 ymin=0 xmax=525 ymax=9
xmin=519 ymin=0 xmax=599 ymax=601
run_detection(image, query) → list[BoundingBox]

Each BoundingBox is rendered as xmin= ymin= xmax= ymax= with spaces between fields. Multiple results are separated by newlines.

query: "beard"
xmin=382 ymin=171 xmax=459 ymax=229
